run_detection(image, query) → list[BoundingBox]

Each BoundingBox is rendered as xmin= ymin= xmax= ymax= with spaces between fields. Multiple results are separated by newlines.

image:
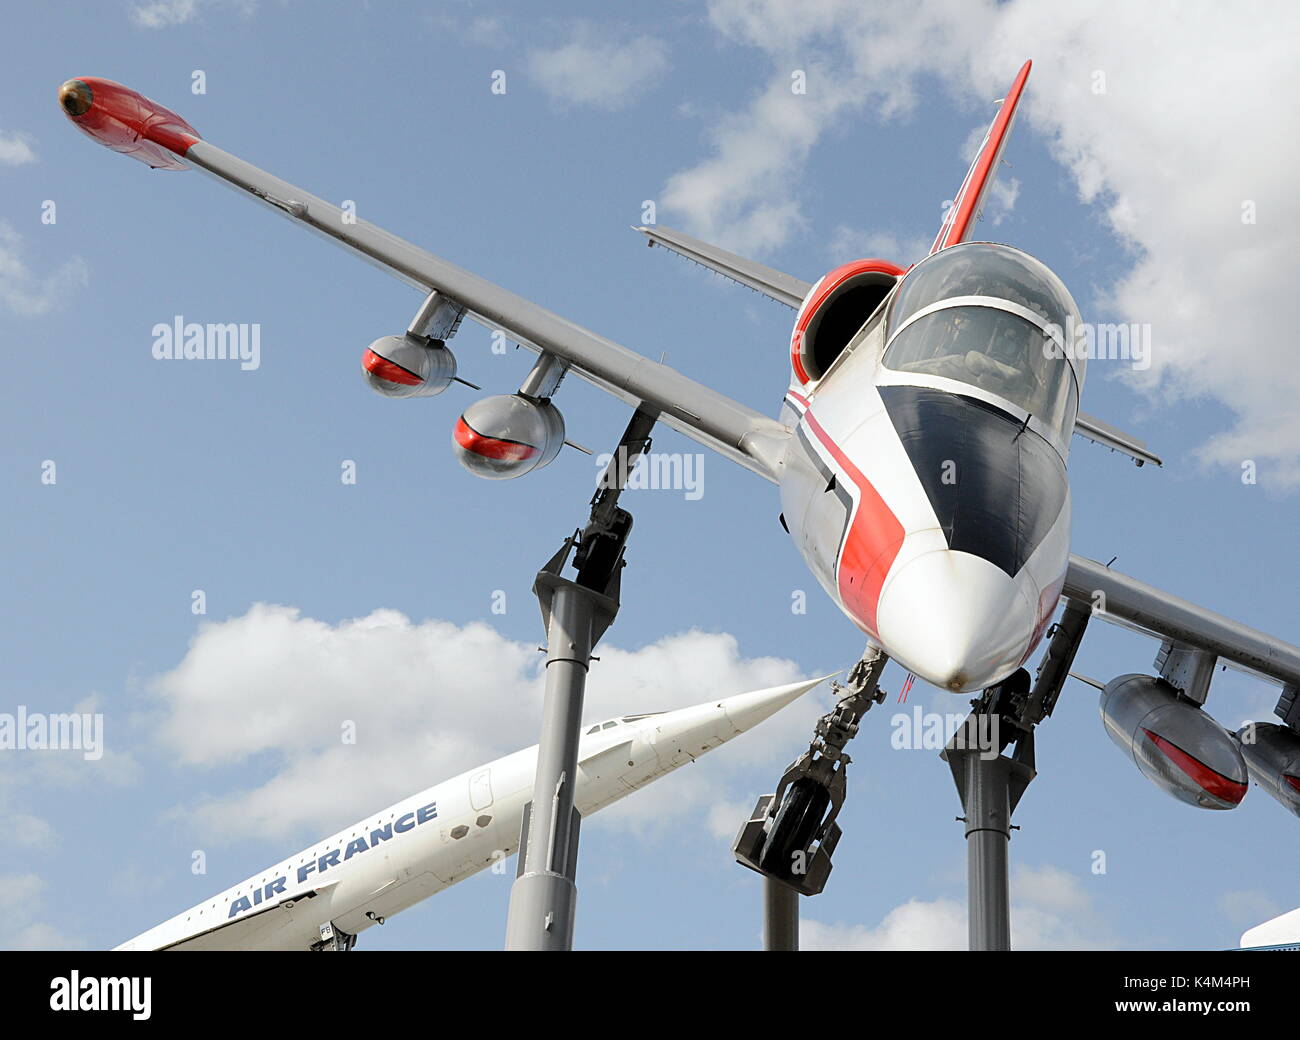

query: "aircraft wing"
xmin=63 ymin=77 xmax=1148 ymax=477
xmin=635 ymin=224 xmax=812 ymax=308
xmin=146 ymin=880 xmax=339 ymax=952
xmin=1072 ymin=412 xmax=1162 ymax=467
xmin=178 ymin=139 xmax=791 ymax=482
xmin=1064 ymin=554 xmax=1300 ymax=694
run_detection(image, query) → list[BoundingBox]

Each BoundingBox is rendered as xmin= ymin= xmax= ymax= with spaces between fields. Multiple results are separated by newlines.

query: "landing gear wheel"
xmin=758 ymin=777 xmax=830 ymax=878
xmin=985 ymin=668 xmax=1031 ymax=752
xmin=576 ymin=508 xmax=632 ymax=591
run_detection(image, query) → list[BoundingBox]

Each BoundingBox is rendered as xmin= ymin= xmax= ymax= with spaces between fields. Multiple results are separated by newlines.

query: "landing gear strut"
xmin=310 ymin=920 xmax=356 ymax=952
xmin=733 ymin=646 xmax=889 ymax=947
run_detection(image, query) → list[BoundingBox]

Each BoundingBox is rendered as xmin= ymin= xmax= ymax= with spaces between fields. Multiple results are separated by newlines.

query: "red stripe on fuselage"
xmin=801 ymin=409 xmax=904 ymax=635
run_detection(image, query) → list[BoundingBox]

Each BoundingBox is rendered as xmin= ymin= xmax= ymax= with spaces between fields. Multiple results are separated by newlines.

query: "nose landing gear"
xmin=733 ymin=646 xmax=888 ymax=898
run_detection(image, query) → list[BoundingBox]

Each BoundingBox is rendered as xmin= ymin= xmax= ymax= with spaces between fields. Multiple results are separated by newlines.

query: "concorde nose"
xmin=58 ymin=79 xmax=94 ymax=117
xmin=645 ymin=676 xmax=827 ymax=755
xmin=720 ymin=676 xmax=830 ymax=734
xmin=874 ymin=549 xmax=1035 ymax=693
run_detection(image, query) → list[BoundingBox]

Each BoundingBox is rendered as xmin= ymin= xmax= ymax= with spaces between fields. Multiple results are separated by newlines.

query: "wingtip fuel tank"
xmin=59 ymin=77 xmax=198 ymax=169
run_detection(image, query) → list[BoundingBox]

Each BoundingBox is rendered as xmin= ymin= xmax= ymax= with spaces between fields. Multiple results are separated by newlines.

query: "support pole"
xmin=961 ymin=751 xmax=1013 ymax=951
xmin=943 ymin=725 xmax=1035 ymax=952
xmin=504 ymin=579 xmax=601 ymax=950
xmin=763 ymin=879 xmax=799 ymax=951
xmin=504 ymin=408 xmax=655 ymax=951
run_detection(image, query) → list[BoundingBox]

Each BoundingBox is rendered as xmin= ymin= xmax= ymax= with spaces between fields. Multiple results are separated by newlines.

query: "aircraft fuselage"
xmin=779 ymin=242 xmax=1084 ymax=692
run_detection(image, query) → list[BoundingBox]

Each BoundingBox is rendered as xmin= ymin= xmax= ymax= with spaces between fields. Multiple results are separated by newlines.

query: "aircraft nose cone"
xmin=875 ymin=549 xmax=1035 ymax=692
xmin=720 ymin=676 xmax=829 ymax=733
xmin=59 ymin=79 xmax=93 ymax=118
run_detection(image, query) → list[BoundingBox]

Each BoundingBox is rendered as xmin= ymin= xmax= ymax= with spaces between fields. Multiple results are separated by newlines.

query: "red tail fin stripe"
xmin=929 ymin=60 xmax=1032 ymax=254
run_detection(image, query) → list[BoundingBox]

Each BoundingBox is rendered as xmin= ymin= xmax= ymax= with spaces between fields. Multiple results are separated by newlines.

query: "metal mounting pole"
xmin=763 ymin=879 xmax=799 ymax=951
xmin=945 ymin=738 xmax=1034 ymax=951
xmin=504 ymin=409 xmax=656 ymax=951
xmin=940 ymin=603 xmax=1085 ymax=950
xmin=504 ymin=571 xmax=613 ymax=950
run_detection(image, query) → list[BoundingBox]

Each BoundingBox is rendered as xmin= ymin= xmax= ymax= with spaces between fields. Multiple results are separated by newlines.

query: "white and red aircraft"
xmin=59 ymin=63 xmax=1300 ymax=815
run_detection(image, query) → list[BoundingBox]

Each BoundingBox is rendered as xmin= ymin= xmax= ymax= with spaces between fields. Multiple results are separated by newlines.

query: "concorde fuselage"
xmin=116 ymin=679 xmax=818 ymax=951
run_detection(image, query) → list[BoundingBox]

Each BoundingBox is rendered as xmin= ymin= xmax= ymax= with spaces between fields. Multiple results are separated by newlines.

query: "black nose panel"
xmin=879 ymin=385 xmax=1066 ymax=577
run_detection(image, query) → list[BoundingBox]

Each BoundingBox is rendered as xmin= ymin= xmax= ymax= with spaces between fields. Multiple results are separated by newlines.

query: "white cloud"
xmin=0 ymin=221 xmax=89 ymax=317
xmin=706 ymin=797 xmax=754 ymax=840
xmin=804 ymin=897 xmax=967 ymax=950
xmin=0 ymin=873 xmax=80 ymax=950
xmin=527 ymin=24 xmax=669 ymax=110
xmin=149 ymin=605 xmax=824 ymax=842
xmin=803 ymin=863 xmax=1115 ymax=949
xmin=665 ymin=0 xmax=1300 ymax=484
xmin=3 ymin=814 xmax=56 ymax=851
xmin=129 ymin=0 xmax=256 ymax=29
xmin=465 ymin=17 xmax=504 ymax=46
xmin=1218 ymin=889 xmax=1281 ymax=928
xmin=130 ymin=0 xmax=201 ymax=27
xmin=826 ymin=227 xmax=932 ymax=267
xmin=0 ymin=873 xmax=43 ymax=907
xmin=661 ymin=77 xmax=827 ymax=255
xmin=0 ymin=131 xmax=36 ymax=166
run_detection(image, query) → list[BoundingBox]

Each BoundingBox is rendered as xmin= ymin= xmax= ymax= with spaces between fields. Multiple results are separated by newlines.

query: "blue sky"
xmin=1 ymin=0 xmax=1297 ymax=950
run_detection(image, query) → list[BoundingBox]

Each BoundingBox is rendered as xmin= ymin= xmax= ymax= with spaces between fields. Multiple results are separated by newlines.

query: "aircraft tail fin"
xmin=929 ymin=60 xmax=1032 ymax=255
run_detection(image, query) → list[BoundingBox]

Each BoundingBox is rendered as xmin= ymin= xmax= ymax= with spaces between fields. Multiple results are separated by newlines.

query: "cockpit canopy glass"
xmin=888 ymin=242 xmax=1081 ymax=334
xmin=883 ymin=243 xmax=1081 ymax=432
xmin=884 ymin=307 xmax=1076 ymax=430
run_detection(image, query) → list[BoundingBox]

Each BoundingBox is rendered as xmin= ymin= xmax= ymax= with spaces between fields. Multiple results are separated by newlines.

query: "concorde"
xmin=114 ymin=678 xmax=821 ymax=951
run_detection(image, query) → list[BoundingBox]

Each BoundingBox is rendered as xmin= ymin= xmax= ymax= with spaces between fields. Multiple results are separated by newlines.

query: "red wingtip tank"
xmin=58 ymin=77 xmax=199 ymax=170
